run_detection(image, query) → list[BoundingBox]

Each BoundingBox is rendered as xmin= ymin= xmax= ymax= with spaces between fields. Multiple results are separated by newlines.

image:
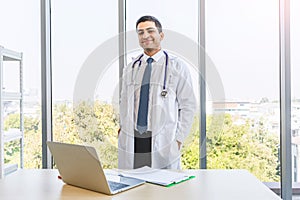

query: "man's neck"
xmin=144 ymin=48 xmax=161 ymax=57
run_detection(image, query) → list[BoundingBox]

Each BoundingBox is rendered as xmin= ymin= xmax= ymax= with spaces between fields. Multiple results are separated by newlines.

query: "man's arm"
xmin=119 ymin=63 xmax=131 ymax=136
xmin=174 ymin=59 xmax=197 ymax=147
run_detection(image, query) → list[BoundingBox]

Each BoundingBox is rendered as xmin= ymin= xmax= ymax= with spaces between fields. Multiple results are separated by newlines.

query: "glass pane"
xmin=291 ymin=0 xmax=300 ymax=188
xmin=0 ymin=0 xmax=41 ymax=169
xmin=206 ymin=0 xmax=280 ymax=184
xmin=51 ymin=0 xmax=119 ymax=168
xmin=126 ymin=0 xmax=200 ymax=169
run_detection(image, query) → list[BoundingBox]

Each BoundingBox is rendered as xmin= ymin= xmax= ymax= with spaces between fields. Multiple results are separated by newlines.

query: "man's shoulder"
xmin=166 ymin=53 xmax=188 ymax=71
xmin=162 ymin=51 xmax=183 ymax=63
xmin=126 ymin=53 xmax=144 ymax=67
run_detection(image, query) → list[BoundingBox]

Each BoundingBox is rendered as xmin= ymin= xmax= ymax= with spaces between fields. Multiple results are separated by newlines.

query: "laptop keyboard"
xmin=108 ymin=181 xmax=130 ymax=191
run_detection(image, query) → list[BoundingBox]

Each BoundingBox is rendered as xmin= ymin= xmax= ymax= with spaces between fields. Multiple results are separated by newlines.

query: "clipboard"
xmin=118 ymin=166 xmax=196 ymax=187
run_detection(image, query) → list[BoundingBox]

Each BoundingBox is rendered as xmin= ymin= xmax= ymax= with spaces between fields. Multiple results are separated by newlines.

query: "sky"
xmin=0 ymin=0 xmax=299 ymax=103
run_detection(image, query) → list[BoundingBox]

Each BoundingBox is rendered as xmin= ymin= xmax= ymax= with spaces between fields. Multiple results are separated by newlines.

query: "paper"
xmin=118 ymin=166 xmax=194 ymax=186
xmin=104 ymin=169 xmax=121 ymax=182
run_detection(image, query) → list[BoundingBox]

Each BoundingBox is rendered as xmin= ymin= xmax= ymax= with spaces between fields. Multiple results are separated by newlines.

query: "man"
xmin=118 ymin=15 xmax=196 ymax=169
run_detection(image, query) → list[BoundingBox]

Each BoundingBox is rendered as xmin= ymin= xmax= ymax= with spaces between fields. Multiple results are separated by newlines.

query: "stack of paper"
xmin=118 ymin=166 xmax=195 ymax=187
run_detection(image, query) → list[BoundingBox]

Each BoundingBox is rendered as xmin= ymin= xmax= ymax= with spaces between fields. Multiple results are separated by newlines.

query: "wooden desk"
xmin=0 ymin=169 xmax=281 ymax=200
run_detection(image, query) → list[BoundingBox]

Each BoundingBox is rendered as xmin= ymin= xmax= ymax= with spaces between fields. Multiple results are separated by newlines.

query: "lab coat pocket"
xmin=170 ymin=140 xmax=181 ymax=159
xmin=118 ymin=131 xmax=127 ymax=150
xmin=154 ymin=134 xmax=180 ymax=169
xmin=166 ymin=74 xmax=178 ymax=98
xmin=159 ymin=133 xmax=180 ymax=159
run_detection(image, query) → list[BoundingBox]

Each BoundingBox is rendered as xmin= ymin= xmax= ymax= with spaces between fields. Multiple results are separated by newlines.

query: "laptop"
xmin=47 ymin=141 xmax=145 ymax=195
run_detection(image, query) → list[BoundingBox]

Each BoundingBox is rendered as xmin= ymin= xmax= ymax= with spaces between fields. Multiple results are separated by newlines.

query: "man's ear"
xmin=160 ymin=32 xmax=164 ymax=41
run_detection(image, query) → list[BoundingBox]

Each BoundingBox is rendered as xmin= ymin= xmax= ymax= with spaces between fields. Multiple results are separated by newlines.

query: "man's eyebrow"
xmin=137 ymin=27 xmax=157 ymax=32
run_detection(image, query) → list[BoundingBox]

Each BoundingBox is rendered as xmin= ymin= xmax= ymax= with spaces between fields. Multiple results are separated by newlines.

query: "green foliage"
xmin=4 ymin=113 xmax=41 ymax=167
xmin=206 ymin=114 xmax=280 ymax=182
xmin=88 ymin=138 xmax=118 ymax=169
xmin=73 ymin=101 xmax=102 ymax=143
xmin=4 ymin=141 xmax=20 ymax=163
xmin=4 ymin=114 xmax=20 ymax=130
xmin=3 ymin=114 xmax=20 ymax=164
xmin=23 ymin=115 xmax=42 ymax=168
xmin=53 ymin=103 xmax=81 ymax=144
xmin=3 ymin=102 xmax=280 ymax=182
xmin=181 ymin=116 xmax=199 ymax=169
xmin=72 ymin=101 xmax=119 ymax=168
xmin=5 ymin=101 xmax=119 ymax=169
xmin=181 ymin=113 xmax=280 ymax=182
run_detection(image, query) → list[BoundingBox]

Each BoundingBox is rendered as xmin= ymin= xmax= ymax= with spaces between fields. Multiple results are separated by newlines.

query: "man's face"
xmin=136 ymin=21 xmax=164 ymax=53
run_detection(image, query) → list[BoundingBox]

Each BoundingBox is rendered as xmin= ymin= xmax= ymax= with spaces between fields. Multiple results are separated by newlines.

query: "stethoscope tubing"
xmin=131 ymin=51 xmax=169 ymax=97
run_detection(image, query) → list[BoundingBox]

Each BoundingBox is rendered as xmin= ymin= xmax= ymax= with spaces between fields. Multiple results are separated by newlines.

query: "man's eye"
xmin=138 ymin=31 xmax=144 ymax=35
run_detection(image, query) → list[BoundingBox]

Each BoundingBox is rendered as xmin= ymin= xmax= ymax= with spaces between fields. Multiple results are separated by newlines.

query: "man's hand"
xmin=177 ymin=140 xmax=182 ymax=150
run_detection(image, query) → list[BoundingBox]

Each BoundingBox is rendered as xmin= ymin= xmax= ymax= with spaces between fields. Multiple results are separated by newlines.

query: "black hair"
xmin=136 ymin=15 xmax=162 ymax=33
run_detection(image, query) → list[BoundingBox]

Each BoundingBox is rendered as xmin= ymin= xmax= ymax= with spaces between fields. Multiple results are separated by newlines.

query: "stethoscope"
xmin=131 ymin=51 xmax=169 ymax=98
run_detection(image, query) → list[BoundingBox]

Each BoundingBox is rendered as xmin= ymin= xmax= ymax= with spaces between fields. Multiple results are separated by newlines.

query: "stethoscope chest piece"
xmin=161 ymin=90 xmax=168 ymax=98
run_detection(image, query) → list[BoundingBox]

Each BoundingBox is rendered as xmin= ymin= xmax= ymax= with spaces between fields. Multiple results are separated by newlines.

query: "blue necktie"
xmin=137 ymin=57 xmax=154 ymax=134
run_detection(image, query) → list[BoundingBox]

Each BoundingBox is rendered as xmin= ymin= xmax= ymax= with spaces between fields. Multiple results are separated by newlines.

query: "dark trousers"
xmin=134 ymin=130 xmax=152 ymax=169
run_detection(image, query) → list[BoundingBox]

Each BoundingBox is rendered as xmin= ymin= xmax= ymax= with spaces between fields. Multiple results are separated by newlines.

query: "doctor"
xmin=118 ymin=15 xmax=196 ymax=169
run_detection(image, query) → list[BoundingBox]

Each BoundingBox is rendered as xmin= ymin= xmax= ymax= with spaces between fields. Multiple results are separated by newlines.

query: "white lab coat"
xmin=118 ymin=51 xmax=196 ymax=169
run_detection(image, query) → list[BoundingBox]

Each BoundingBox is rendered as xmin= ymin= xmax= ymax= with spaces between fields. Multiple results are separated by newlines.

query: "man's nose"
xmin=142 ymin=31 xmax=150 ymax=38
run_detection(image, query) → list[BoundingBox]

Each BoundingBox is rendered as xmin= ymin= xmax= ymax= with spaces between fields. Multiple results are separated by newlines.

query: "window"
xmin=51 ymin=0 xmax=119 ymax=168
xmin=0 ymin=0 xmax=42 ymax=168
xmin=291 ymin=0 xmax=300 ymax=186
xmin=206 ymin=0 xmax=280 ymax=183
xmin=126 ymin=0 xmax=200 ymax=169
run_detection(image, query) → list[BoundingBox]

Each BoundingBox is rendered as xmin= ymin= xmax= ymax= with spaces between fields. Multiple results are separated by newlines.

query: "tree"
xmin=4 ymin=102 xmax=280 ymax=181
xmin=4 ymin=113 xmax=42 ymax=168
xmin=181 ymin=113 xmax=280 ymax=182
xmin=72 ymin=101 xmax=119 ymax=168
xmin=206 ymin=114 xmax=279 ymax=182
xmin=181 ymin=115 xmax=199 ymax=169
